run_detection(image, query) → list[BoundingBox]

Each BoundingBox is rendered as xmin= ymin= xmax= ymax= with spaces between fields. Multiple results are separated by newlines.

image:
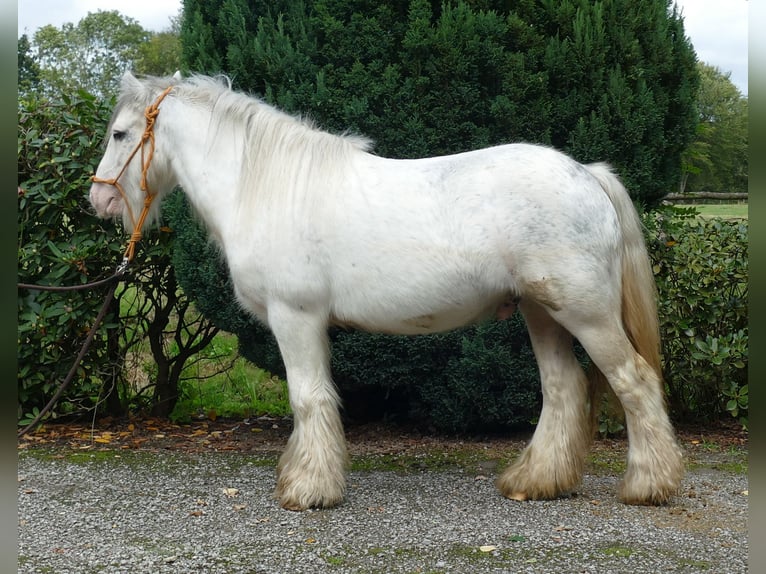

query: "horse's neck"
xmin=162 ymin=104 xmax=242 ymax=245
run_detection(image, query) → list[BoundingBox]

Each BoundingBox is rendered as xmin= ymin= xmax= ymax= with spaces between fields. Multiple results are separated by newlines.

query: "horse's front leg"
xmin=267 ymin=302 xmax=348 ymax=511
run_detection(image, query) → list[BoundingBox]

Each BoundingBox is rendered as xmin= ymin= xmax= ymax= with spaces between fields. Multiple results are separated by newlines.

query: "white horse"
xmin=90 ymin=72 xmax=683 ymax=511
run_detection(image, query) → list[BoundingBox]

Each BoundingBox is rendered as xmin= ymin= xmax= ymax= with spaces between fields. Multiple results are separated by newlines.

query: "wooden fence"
xmin=662 ymin=192 xmax=748 ymax=203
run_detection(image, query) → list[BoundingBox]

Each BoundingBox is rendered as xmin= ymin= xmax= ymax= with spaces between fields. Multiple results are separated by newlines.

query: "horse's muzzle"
xmin=89 ymin=181 xmax=124 ymax=218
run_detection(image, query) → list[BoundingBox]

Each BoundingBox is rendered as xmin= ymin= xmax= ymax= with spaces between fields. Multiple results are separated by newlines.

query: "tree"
xmin=30 ymin=10 xmax=149 ymax=98
xmin=18 ymin=34 xmax=40 ymax=95
xmin=17 ymin=90 xmax=221 ymax=421
xmin=681 ymin=62 xmax=748 ymax=195
xmin=181 ymin=0 xmax=698 ymax=204
xmin=134 ymin=12 xmax=183 ymax=76
xmin=17 ymin=9 xmax=219 ymax=425
xmin=17 ymin=91 xmax=126 ymax=422
xmin=24 ymin=9 xmax=184 ymax=96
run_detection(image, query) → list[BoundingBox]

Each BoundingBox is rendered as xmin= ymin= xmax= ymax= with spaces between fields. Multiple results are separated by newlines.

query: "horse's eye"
xmin=112 ymin=130 xmax=127 ymax=141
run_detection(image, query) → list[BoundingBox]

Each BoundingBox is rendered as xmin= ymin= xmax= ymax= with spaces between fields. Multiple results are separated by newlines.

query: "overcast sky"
xmin=17 ymin=0 xmax=748 ymax=96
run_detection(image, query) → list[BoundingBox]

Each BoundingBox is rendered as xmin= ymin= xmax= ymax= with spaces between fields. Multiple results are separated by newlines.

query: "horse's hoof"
xmin=505 ymin=492 xmax=528 ymax=502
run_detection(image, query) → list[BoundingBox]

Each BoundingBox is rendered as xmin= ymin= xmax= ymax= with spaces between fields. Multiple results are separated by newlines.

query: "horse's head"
xmin=89 ymin=71 xmax=181 ymax=232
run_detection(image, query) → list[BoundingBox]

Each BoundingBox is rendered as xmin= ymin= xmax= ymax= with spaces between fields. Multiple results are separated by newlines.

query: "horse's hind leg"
xmin=497 ymin=300 xmax=593 ymax=501
xmin=267 ymin=302 xmax=348 ymax=511
xmin=571 ymin=322 xmax=683 ymax=504
xmin=550 ymin=308 xmax=683 ymax=505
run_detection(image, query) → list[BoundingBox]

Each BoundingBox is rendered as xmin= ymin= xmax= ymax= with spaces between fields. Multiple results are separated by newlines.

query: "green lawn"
xmin=689 ymin=203 xmax=748 ymax=219
xmin=170 ymin=332 xmax=290 ymax=422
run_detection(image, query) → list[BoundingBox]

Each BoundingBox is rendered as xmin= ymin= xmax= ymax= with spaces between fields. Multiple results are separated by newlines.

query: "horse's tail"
xmin=583 ymin=162 xmax=662 ymax=429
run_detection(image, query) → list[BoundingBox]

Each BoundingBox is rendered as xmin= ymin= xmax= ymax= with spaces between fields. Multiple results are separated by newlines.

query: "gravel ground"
xmin=18 ymin=446 xmax=747 ymax=574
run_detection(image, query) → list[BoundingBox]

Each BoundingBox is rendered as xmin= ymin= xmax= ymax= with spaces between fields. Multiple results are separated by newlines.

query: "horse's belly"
xmin=330 ymin=291 xmax=517 ymax=335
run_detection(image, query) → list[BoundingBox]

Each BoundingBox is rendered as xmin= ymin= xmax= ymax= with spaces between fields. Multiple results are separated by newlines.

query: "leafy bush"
xmin=330 ymin=315 xmax=542 ymax=432
xmin=18 ymin=93 xmax=221 ymax=424
xmin=17 ymin=91 xmax=125 ymax=422
xmin=644 ymin=207 xmax=748 ymax=427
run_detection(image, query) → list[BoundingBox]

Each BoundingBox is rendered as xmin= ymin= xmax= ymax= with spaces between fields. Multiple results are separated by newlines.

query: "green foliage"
xmin=17 ymin=90 xmax=220 ymax=423
xmin=331 ymin=315 xmax=543 ymax=432
xmin=644 ymin=207 xmax=748 ymax=427
xmin=134 ymin=32 xmax=183 ymax=76
xmin=181 ymin=0 xmax=698 ymax=205
xmin=21 ymin=9 xmax=183 ymax=98
xmin=18 ymin=90 xmax=124 ymax=420
xmin=30 ymin=10 xmax=150 ymax=98
xmin=680 ymin=62 xmax=748 ymax=195
xmin=18 ymin=35 xmax=40 ymax=93
xmin=169 ymin=334 xmax=290 ymax=423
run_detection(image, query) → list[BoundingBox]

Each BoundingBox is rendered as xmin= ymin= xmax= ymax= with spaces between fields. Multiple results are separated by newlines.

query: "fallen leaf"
xmin=189 ymin=510 xmax=204 ymax=517
xmin=479 ymin=545 xmax=497 ymax=552
xmin=233 ymin=504 xmax=247 ymax=511
xmin=222 ymin=487 xmax=239 ymax=497
xmin=306 ymin=538 xmax=317 ymax=544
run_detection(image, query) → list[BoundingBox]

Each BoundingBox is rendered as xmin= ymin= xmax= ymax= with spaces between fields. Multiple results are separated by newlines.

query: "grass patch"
xmin=115 ymin=284 xmax=290 ymax=422
xmin=689 ymin=203 xmax=748 ymax=219
xmin=166 ymin=332 xmax=290 ymax=422
xmin=676 ymin=558 xmax=713 ymax=570
xmin=600 ymin=545 xmax=634 ymax=558
xmin=587 ymin=450 xmax=627 ymax=475
xmin=350 ymin=448 xmax=509 ymax=474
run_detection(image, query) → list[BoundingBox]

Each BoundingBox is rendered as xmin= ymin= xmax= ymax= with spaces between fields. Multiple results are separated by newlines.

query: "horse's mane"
xmin=116 ymin=73 xmax=374 ymax=211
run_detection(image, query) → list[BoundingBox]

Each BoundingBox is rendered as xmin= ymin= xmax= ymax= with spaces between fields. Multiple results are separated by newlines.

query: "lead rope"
xmin=18 ymin=86 xmax=174 ymax=438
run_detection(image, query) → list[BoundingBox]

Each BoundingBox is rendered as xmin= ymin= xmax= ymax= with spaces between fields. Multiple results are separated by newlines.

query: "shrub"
xmin=182 ymin=0 xmax=699 ymax=207
xmin=17 ymin=93 xmax=221 ymax=424
xmin=330 ymin=315 xmax=543 ymax=432
xmin=644 ymin=207 xmax=748 ymax=427
xmin=17 ymin=91 xmax=124 ymax=423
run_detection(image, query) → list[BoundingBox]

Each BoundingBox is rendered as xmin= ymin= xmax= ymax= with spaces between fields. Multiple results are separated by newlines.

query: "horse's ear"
xmin=120 ymin=70 xmax=142 ymax=91
xmin=172 ymin=70 xmax=183 ymax=81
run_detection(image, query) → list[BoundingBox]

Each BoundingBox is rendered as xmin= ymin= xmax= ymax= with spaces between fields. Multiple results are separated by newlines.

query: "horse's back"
xmin=312 ymin=143 xmax=622 ymax=333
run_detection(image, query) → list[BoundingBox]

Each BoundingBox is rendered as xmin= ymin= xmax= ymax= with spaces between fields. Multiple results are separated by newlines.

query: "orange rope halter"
xmin=91 ymin=85 xmax=174 ymax=264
